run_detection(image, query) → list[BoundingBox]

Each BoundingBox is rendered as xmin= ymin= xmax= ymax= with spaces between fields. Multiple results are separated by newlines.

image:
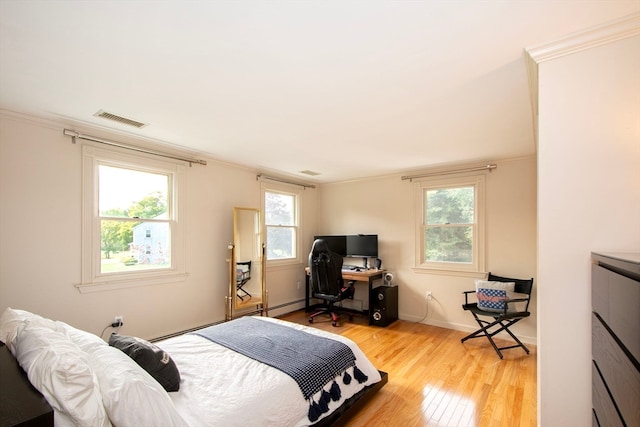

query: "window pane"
xmin=101 ymin=219 xmax=170 ymax=273
xmin=425 ymin=187 xmax=474 ymax=225
xmin=99 ymin=165 xmax=168 ymax=219
xmin=425 ymin=225 xmax=473 ymax=263
xmin=267 ymin=226 xmax=294 ymax=259
xmin=265 ymin=192 xmax=294 ymax=226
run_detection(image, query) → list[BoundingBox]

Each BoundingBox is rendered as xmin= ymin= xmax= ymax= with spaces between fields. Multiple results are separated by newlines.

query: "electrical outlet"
xmin=112 ymin=315 xmax=124 ymax=327
xmin=426 ymin=291 xmax=432 ymax=300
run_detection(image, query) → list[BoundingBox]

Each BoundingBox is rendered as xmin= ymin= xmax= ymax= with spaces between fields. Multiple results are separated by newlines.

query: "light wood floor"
xmin=278 ymin=310 xmax=536 ymax=427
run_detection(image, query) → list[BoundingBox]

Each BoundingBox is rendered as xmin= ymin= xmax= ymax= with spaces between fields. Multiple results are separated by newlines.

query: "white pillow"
xmin=14 ymin=317 xmax=111 ymax=427
xmin=88 ymin=345 xmax=188 ymax=427
xmin=474 ymin=280 xmax=515 ymax=313
xmin=57 ymin=321 xmax=107 ymax=352
xmin=0 ymin=307 xmax=39 ymax=353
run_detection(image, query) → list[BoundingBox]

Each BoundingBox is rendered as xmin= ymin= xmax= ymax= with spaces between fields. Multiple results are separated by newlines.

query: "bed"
xmin=0 ymin=308 xmax=387 ymax=427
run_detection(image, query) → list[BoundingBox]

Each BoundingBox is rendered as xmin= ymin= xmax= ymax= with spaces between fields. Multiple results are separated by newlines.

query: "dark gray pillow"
xmin=109 ymin=334 xmax=180 ymax=392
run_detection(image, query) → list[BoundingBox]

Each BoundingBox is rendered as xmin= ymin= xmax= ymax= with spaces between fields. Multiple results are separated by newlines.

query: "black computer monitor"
xmin=313 ymin=235 xmax=347 ymax=256
xmin=346 ymin=234 xmax=378 ymax=258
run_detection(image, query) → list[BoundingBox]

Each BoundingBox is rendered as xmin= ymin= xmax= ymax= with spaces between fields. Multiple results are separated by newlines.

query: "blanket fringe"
xmin=308 ymin=378 xmax=345 ymax=422
xmin=308 ymin=365 xmax=368 ymax=422
xmin=330 ymin=380 xmax=341 ymax=401
xmin=354 ymin=365 xmax=368 ymax=383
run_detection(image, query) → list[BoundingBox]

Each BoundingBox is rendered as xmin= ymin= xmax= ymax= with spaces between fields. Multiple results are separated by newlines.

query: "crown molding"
xmin=524 ymin=12 xmax=639 ymax=144
xmin=526 ymin=12 xmax=639 ymax=64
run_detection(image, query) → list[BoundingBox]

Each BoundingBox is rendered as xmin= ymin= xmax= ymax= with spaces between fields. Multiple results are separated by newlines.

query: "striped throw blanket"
xmin=191 ymin=317 xmax=368 ymax=422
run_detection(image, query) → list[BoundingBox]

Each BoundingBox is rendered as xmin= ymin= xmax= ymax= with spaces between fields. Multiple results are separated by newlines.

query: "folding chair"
xmin=236 ymin=261 xmax=252 ymax=301
xmin=461 ymin=272 xmax=534 ymax=359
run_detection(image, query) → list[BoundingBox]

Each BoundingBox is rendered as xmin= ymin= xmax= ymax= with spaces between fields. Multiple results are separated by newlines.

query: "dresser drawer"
xmin=592 ymin=313 xmax=640 ymax=426
xmin=608 ymin=270 xmax=640 ymax=362
xmin=592 ymin=263 xmax=640 ymax=364
xmin=592 ymin=362 xmax=623 ymax=427
xmin=592 ymin=264 xmax=610 ymax=322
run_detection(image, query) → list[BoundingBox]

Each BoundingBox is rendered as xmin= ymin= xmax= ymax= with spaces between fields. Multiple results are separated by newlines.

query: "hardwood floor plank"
xmin=278 ymin=310 xmax=537 ymax=427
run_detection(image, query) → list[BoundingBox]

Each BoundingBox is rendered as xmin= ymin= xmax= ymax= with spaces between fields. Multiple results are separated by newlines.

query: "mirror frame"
xmin=226 ymin=207 xmax=267 ymax=320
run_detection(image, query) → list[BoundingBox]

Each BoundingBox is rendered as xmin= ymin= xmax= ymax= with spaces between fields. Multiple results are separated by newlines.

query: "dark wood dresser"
xmin=591 ymin=252 xmax=640 ymax=427
xmin=0 ymin=342 xmax=53 ymax=427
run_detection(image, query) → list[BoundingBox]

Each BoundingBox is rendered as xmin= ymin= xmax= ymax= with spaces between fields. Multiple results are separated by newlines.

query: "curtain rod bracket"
xmin=64 ymin=129 xmax=79 ymax=144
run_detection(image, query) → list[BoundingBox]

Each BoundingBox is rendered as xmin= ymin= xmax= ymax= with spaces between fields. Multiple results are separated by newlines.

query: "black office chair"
xmin=461 ymin=272 xmax=534 ymax=359
xmin=236 ymin=261 xmax=252 ymax=301
xmin=308 ymin=239 xmax=347 ymax=327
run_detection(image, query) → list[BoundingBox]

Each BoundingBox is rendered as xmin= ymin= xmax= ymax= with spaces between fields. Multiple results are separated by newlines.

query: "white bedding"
xmin=158 ymin=316 xmax=381 ymax=427
xmin=0 ymin=308 xmax=381 ymax=427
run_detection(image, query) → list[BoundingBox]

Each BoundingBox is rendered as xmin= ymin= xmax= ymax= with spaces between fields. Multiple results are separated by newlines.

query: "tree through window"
xmin=415 ymin=175 xmax=485 ymax=273
xmin=264 ymin=190 xmax=297 ymax=260
xmin=425 ymin=186 xmax=474 ymax=263
xmin=99 ymin=165 xmax=171 ymax=273
xmin=81 ymin=145 xmax=186 ymax=290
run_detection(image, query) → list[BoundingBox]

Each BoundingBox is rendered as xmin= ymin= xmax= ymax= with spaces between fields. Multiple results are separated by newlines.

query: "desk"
xmin=305 ymin=268 xmax=385 ymax=324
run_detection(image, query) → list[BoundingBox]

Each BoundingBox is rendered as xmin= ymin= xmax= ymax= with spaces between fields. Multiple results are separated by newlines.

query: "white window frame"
xmin=414 ymin=174 xmax=485 ymax=275
xmin=261 ymin=182 xmax=303 ymax=266
xmin=79 ymin=145 xmax=187 ymax=292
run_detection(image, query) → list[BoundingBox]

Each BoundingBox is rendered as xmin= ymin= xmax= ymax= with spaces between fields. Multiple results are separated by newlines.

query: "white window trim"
xmin=78 ymin=145 xmax=187 ymax=293
xmin=261 ymin=182 xmax=303 ymax=266
xmin=413 ymin=174 xmax=486 ymax=275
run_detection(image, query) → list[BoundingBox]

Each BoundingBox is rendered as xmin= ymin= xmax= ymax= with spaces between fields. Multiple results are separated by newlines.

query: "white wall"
xmin=537 ymin=34 xmax=640 ymax=426
xmin=0 ymin=111 xmax=317 ymax=339
xmin=316 ymin=156 xmax=538 ymax=342
xmin=0 ymin=109 xmax=537 ymax=343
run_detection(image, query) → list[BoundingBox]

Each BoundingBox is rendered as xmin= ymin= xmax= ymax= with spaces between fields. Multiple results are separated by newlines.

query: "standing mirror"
xmin=226 ymin=207 xmax=267 ymax=320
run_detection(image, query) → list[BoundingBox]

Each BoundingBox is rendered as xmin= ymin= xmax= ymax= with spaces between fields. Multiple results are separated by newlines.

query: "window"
xmin=415 ymin=175 xmax=485 ymax=274
xmin=262 ymin=184 xmax=302 ymax=263
xmin=81 ymin=145 xmax=186 ymax=291
xmin=99 ymin=165 xmax=170 ymax=273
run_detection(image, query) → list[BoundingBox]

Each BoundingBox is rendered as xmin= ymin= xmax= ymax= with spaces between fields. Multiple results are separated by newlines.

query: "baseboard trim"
xmin=400 ymin=313 xmax=537 ymax=346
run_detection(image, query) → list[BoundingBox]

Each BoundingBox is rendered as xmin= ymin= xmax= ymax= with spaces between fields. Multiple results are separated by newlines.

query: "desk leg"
xmin=368 ymin=277 xmax=374 ymax=325
xmin=305 ymin=273 xmax=310 ymax=312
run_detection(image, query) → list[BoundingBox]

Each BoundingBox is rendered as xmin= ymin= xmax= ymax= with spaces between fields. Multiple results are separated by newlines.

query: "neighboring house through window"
xmin=80 ymin=145 xmax=186 ymax=292
xmin=415 ymin=175 xmax=485 ymax=274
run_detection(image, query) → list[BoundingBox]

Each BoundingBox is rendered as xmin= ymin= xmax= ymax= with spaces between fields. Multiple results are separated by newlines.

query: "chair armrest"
xmin=499 ymin=296 xmax=530 ymax=314
xmin=462 ymin=290 xmax=476 ymax=305
xmin=504 ymin=297 xmax=528 ymax=303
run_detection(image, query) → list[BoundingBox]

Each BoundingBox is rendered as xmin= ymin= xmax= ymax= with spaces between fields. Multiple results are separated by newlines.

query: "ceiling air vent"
xmin=94 ymin=110 xmax=147 ymax=128
xmin=300 ymin=170 xmax=321 ymax=176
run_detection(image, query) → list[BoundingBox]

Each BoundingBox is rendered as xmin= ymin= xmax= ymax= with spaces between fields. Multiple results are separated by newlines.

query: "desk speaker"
xmin=371 ymin=286 xmax=398 ymax=327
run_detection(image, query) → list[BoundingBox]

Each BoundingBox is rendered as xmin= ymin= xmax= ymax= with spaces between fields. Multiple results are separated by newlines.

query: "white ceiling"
xmin=1 ymin=1 xmax=638 ymax=183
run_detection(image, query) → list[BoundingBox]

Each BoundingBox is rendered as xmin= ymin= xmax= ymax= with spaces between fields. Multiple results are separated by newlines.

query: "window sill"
xmin=411 ymin=267 xmax=486 ymax=278
xmin=76 ymin=272 xmax=188 ymax=293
